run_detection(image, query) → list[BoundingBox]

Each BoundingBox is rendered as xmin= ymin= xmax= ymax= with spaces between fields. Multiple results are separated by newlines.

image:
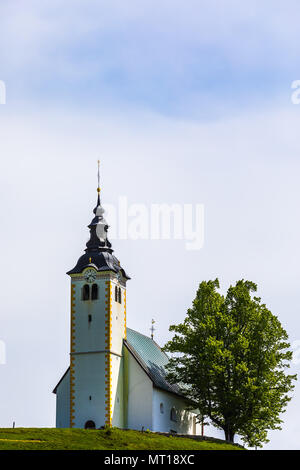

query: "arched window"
xmin=118 ymin=287 xmax=122 ymax=304
xmin=82 ymin=284 xmax=90 ymax=301
xmin=115 ymin=285 xmax=118 ymax=302
xmin=170 ymin=407 xmax=177 ymax=422
xmin=84 ymin=420 xmax=96 ymax=429
xmin=91 ymin=284 xmax=98 ymax=300
xmin=160 ymin=403 xmax=164 ymax=414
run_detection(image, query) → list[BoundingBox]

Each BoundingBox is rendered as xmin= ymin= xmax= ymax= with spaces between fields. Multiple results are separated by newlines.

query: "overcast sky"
xmin=0 ymin=1 xmax=300 ymax=449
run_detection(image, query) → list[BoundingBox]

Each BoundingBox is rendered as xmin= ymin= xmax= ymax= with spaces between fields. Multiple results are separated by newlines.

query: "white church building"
xmin=53 ymin=174 xmax=201 ymax=435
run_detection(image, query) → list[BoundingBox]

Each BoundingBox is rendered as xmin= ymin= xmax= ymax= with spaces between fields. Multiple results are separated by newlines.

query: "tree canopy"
xmin=163 ymin=279 xmax=296 ymax=447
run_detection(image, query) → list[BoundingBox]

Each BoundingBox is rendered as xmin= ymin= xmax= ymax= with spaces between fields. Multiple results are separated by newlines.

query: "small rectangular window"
xmin=91 ymin=284 xmax=98 ymax=300
xmin=88 ymin=314 xmax=92 ymax=323
xmin=82 ymin=284 xmax=90 ymax=301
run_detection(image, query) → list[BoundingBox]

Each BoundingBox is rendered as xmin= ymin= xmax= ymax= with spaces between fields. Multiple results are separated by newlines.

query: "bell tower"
xmin=67 ymin=162 xmax=130 ymax=429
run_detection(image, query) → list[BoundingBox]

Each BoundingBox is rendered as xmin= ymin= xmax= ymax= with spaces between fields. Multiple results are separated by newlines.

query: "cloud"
xmin=0 ymin=0 xmax=299 ymax=447
xmin=1 ymin=1 xmax=300 ymax=116
xmin=0 ymin=103 xmax=299 ymax=446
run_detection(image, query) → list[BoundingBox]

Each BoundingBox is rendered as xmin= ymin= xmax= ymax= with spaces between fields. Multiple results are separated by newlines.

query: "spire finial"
xmin=150 ymin=319 xmax=156 ymax=340
xmin=96 ymin=160 xmax=101 ymax=207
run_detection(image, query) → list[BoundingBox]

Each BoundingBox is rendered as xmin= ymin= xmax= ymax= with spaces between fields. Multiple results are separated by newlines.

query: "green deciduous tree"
xmin=163 ymin=279 xmax=296 ymax=447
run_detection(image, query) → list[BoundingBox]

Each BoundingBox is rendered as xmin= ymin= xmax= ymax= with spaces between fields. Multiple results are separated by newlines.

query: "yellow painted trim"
xmin=70 ymin=283 xmax=76 ymax=428
xmin=104 ymin=280 xmax=112 ymax=426
xmin=69 ymin=270 xmax=112 ymax=279
xmin=124 ymin=289 xmax=127 ymax=340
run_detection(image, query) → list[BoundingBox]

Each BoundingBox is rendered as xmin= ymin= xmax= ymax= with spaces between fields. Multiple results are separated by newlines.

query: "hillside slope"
xmin=0 ymin=428 xmax=243 ymax=450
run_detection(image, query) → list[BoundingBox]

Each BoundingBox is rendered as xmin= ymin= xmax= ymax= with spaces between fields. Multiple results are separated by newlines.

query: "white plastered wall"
xmin=55 ymin=370 xmax=70 ymax=428
xmin=110 ymin=281 xmax=126 ymax=428
xmin=126 ymin=349 xmax=153 ymax=431
xmin=152 ymin=388 xmax=201 ymax=435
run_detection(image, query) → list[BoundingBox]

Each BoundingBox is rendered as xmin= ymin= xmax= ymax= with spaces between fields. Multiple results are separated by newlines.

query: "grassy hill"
xmin=0 ymin=428 xmax=243 ymax=450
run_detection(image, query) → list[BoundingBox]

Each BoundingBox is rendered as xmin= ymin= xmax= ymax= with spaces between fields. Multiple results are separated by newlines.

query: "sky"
xmin=0 ymin=0 xmax=300 ymax=449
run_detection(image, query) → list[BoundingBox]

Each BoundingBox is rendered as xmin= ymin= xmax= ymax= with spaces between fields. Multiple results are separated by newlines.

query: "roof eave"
xmin=52 ymin=366 xmax=70 ymax=394
xmin=123 ymin=339 xmax=190 ymax=401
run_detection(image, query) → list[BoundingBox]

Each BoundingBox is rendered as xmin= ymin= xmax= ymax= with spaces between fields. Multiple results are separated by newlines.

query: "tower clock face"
xmin=84 ymin=269 xmax=97 ymax=283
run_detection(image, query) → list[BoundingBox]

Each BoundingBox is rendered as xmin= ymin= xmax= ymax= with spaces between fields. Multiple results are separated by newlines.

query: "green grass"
xmin=0 ymin=428 xmax=242 ymax=450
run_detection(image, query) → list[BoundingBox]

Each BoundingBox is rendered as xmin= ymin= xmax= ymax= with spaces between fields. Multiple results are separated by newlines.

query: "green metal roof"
xmin=54 ymin=328 xmax=187 ymax=399
xmin=125 ymin=328 xmax=184 ymax=397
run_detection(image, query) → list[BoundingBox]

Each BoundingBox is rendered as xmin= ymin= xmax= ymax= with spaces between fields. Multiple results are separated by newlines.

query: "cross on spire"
xmin=97 ymin=160 xmax=100 ymax=191
xmin=96 ymin=160 xmax=101 ymax=205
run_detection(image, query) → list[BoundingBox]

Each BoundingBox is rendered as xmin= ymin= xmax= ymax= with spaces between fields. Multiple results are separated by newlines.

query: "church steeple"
xmin=67 ymin=163 xmax=130 ymax=279
xmin=66 ymin=162 xmax=129 ymax=430
xmin=85 ymin=161 xmax=113 ymax=254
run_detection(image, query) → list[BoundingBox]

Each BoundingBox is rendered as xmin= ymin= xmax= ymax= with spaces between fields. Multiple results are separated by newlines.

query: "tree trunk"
xmin=224 ymin=426 xmax=235 ymax=443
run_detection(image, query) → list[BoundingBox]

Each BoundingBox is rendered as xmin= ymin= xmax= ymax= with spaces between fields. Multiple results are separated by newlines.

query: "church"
xmin=53 ymin=170 xmax=201 ymax=434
